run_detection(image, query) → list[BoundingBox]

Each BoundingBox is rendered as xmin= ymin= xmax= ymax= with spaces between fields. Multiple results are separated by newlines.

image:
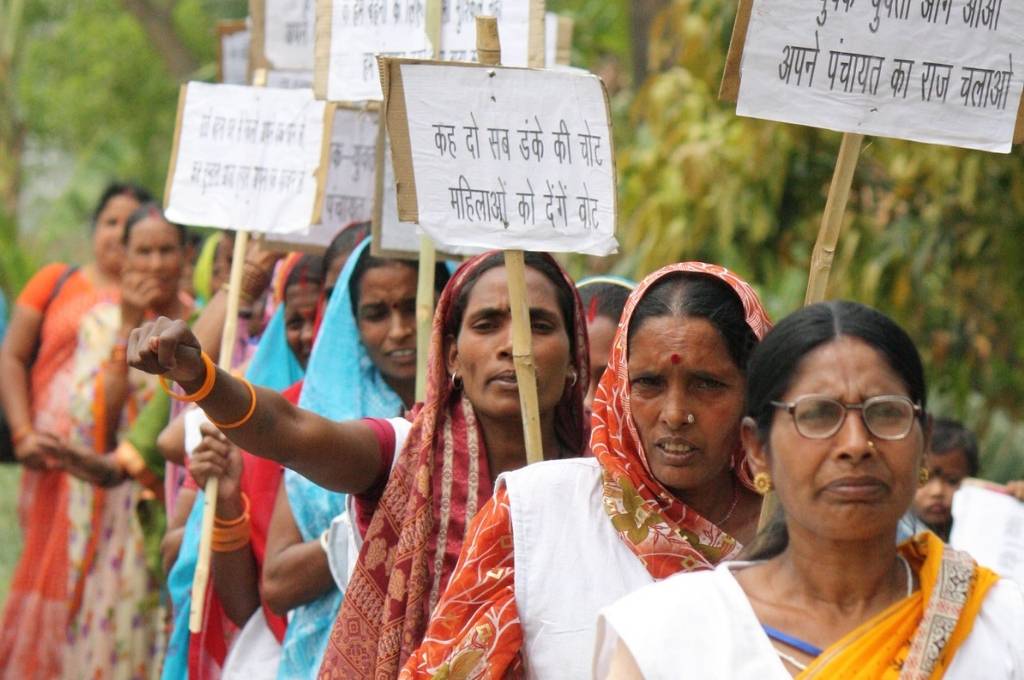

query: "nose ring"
xmin=867 ymin=440 xmax=876 ymax=450
xmin=686 ymin=413 xmax=695 ymax=425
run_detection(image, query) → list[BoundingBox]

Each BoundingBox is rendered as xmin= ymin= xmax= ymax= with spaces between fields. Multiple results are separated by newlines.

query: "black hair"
xmin=285 ymin=254 xmax=325 ymax=294
xmin=578 ymin=281 xmax=631 ymax=326
xmin=91 ymin=182 xmax=154 ymax=229
xmin=930 ymin=417 xmax=980 ymax=477
xmin=449 ymin=252 xmax=577 ymax=362
xmin=348 ymin=247 xmax=451 ymax=318
xmin=324 ymin=221 xmax=371 ymax=278
xmin=122 ymin=203 xmax=187 ymax=246
xmin=741 ymin=301 xmax=928 ymax=561
xmin=626 ymin=272 xmax=757 ymax=371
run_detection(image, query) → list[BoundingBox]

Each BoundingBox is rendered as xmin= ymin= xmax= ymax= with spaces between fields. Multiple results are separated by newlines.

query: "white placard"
xmin=165 ymin=82 xmax=327 ymax=234
xmin=389 ymin=62 xmax=617 ymax=255
xmin=286 ymin=107 xmax=380 ymax=248
xmin=265 ymin=0 xmax=316 ymax=69
xmin=266 ymin=69 xmax=315 ymax=89
xmin=439 ymin=1 xmax=531 ymax=66
xmin=321 ymin=0 xmax=433 ymax=102
xmin=220 ymin=26 xmax=251 ymax=85
xmin=951 ymin=484 xmax=1024 ymax=586
xmin=374 ymin=132 xmax=483 ymax=258
xmin=319 ymin=0 xmax=533 ymax=102
xmin=736 ymin=0 xmax=1024 ymax=152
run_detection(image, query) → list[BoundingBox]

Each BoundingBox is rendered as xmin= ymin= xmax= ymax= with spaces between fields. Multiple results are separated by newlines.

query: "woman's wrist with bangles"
xmin=212 ymin=492 xmax=251 ymax=553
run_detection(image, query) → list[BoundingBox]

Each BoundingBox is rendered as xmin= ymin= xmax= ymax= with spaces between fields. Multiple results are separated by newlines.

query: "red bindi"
xmin=670 ymin=353 xmax=681 ymax=365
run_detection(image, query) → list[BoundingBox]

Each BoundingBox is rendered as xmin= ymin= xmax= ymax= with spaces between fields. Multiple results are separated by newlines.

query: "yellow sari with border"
xmin=800 ymin=532 xmax=999 ymax=679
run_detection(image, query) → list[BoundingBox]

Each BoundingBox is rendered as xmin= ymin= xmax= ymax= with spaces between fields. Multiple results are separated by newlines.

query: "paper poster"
xmin=385 ymin=62 xmax=618 ymax=255
xmin=219 ymin=22 xmax=251 ymax=85
xmin=265 ymin=0 xmax=316 ymax=69
xmin=372 ymin=131 xmax=482 ymax=258
xmin=317 ymin=0 xmax=535 ymax=102
xmin=266 ymin=69 xmax=315 ymax=89
xmin=439 ymin=0 xmax=532 ymax=65
xmin=736 ymin=0 xmax=1024 ymax=152
xmin=951 ymin=484 xmax=1024 ymax=585
xmin=165 ymin=82 xmax=328 ymax=234
xmin=280 ymin=106 xmax=380 ymax=249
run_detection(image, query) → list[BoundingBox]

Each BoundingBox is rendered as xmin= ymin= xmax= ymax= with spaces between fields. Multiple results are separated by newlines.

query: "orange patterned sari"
xmin=318 ymin=252 xmax=590 ymax=680
xmin=400 ymin=263 xmax=772 ymax=679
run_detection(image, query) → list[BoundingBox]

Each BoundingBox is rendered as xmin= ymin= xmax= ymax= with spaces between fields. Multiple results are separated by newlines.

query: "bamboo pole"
xmin=414 ymin=0 xmax=444 ymax=401
xmin=756 ymin=131 xmax=865 ymax=530
xmin=474 ymin=16 xmax=545 ymax=465
xmin=190 ymin=229 xmax=250 ymax=632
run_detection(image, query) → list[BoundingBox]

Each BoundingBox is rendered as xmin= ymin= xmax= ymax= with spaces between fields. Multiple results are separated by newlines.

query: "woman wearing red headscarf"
xmin=125 ymin=251 xmax=590 ymax=679
xmin=400 ymin=263 xmax=772 ymax=680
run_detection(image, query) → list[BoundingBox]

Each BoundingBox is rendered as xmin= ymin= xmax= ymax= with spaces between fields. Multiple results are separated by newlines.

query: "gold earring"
xmin=753 ymin=472 xmax=773 ymax=495
xmin=919 ymin=467 xmax=930 ymax=485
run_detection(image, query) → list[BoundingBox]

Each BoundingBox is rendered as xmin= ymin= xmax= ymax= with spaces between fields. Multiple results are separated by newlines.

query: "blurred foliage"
xmin=2 ymin=0 xmax=1022 ymax=481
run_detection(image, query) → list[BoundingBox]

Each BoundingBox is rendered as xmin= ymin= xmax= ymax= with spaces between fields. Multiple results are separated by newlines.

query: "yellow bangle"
xmin=159 ymin=351 xmax=217 ymax=403
xmin=210 ymin=378 xmax=257 ymax=430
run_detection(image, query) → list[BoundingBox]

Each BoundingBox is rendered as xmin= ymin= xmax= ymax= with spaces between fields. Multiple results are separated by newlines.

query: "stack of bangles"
xmin=212 ymin=493 xmax=251 ymax=553
xmin=159 ymin=351 xmax=258 ymax=430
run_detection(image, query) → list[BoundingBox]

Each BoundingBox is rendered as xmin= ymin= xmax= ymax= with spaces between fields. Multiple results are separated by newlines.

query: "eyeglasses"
xmin=770 ymin=395 xmax=922 ymax=440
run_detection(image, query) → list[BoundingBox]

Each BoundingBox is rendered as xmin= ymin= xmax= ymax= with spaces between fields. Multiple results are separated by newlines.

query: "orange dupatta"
xmin=800 ymin=532 xmax=1000 ymax=679
xmin=592 ymin=262 xmax=773 ymax=577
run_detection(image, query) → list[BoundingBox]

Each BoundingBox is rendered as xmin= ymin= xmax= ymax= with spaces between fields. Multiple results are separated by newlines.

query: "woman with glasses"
xmin=595 ymin=301 xmax=1023 ymax=679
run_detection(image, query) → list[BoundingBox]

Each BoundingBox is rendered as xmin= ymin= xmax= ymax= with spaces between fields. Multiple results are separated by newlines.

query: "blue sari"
xmin=277 ymin=239 xmax=405 ymax=679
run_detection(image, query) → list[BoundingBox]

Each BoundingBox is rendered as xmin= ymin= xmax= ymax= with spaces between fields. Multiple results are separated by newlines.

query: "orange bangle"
xmin=211 ymin=522 xmax=251 ymax=552
xmin=11 ymin=425 xmax=33 ymax=447
xmin=214 ymin=493 xmax=250 ymax=528
xmin=159 ymin=351 xmax=217 ymax=403
xmin=210 ymin=378 xmax=257 ymax=430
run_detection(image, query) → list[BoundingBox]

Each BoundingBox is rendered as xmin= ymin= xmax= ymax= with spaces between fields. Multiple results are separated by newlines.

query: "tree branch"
xmin=119 ymin=0 xmax=198 ymax=81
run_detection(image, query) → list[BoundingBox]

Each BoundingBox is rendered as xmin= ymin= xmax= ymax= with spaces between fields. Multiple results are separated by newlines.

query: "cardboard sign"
xmin=951 ymin=483 xmax=1024 ymax=586
xmin=164 ymin=82 xmax=329 ymax=234
xmin=271 ymin=105 xmax=380 ymax=251
xmin=382 ymin=60 xmax=618 ymax=256
xmin=217 ymin=21 xmax=251 ymax=85
xmin=264 ymin=0 xmax=316 ymax=70
xmin=266 ymin=69 xmax=315 ymax=89
xmin=314 ymin=0 xmax=539 ymax=102
xmin=371 ymin=128 xmax=481 ymax=259
xmin=724 ymin=0 xmax=1024 ymax=152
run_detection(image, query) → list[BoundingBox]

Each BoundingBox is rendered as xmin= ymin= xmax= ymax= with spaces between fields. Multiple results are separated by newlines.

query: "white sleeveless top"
xmin=500 ymin=458 xmax=654 ymax=680
xmin=595 ymin=562 xmax=1024 ymax=679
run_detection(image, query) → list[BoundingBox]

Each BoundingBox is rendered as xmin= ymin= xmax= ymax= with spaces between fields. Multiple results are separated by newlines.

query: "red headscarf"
xmin=319 ymin=251 xmax=589 ymax=679
xmin=591 ymin=262 xmax=772 ymax=578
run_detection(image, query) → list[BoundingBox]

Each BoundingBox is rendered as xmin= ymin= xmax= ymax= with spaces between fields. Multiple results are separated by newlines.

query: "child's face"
xmin=913 ymin=448 xmax=971 ymax=529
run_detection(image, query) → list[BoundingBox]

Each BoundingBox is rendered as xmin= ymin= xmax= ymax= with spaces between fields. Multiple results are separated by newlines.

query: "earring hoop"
xmin=567 ymin=369 xmax=578 ymax=388
xmin=450 ymin=371 xmax=462 ymax=390
xmin=753 ymin=471 xmax=773 ymax=495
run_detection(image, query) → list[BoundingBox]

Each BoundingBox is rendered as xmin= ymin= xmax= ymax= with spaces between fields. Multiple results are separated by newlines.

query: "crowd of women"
xmin=0 ymin=182 xmax=1022 ymax=679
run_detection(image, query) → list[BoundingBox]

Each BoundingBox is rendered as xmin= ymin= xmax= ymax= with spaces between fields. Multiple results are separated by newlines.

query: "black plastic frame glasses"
xmin=770 ymin=395 xmax=923 ymax=440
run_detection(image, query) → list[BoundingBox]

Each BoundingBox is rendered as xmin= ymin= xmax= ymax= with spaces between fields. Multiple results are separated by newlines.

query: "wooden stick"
xmin=189 ymin=229 xmax=250 ymax=632
xmin=413 ymin=0 xmax=444 ymax=401
xmin=756 ymin=131 xmax=864 ymax=530
xmin=415 ymin=235 xmax=436 ymax=402
xmin=474 ymin=16 xmax=544 ymax=465
xmin=804 ymin=132 xmax=864 ymax=306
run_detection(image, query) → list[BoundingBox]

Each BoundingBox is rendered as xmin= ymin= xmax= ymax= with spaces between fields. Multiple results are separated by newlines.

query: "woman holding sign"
xmin=595 ymin=302 xmax=1024 ymax=679
xmin=400 ymin=263 xmax=770 ymax=680
xmin=124 ymin=250 xmax=590 ymax=678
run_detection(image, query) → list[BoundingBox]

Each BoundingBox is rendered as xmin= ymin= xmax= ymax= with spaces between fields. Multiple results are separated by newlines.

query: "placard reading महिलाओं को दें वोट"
xmin=736 ymin=0 xmax=1024 ymax=152
xmin=317 ymin=0 xmax=535 ymax=102
xmin=165 ymin=82 xmax=328 ymax=235
xmin=384 ymin=60 xmax=618 ymax=256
